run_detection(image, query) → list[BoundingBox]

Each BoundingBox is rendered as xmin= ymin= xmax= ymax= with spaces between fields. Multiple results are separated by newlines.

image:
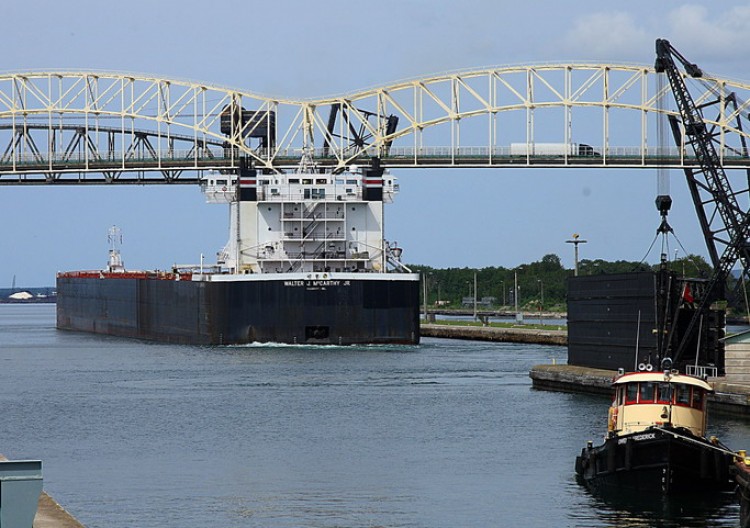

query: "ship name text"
xmin=284 ymin=280 xmax=351 ymax=287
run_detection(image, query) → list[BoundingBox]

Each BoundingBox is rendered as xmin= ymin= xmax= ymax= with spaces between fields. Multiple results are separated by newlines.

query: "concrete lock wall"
xmin=0 ymin=460 xmax=42 ymax=528
xmin=725 ymin=343 xmax=750 ymax=384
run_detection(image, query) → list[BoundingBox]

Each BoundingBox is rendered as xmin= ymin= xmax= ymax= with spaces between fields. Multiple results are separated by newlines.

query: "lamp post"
xmin=473 ymin=271 xmax=478 ymax=321
xmin=500 ymin=280 xmax=505 ymax=308
xmin=514 ymin=268 xmax=523 ymax=323
xmin=423 ymin=273 xmax=428 ymax=323
xmin=538 ymin=279 xmax=544 ymax=326
xmin=566 ymin=233 xmax=587 ymax=276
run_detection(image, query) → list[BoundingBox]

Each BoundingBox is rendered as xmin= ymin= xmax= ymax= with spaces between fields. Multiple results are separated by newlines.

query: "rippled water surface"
xmin=2 ymin=304 xmax=749 ymax=527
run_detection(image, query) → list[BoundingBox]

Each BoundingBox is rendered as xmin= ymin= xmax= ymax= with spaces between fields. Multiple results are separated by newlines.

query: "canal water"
xmin=2 ymin=304 xmax=749 ymax=527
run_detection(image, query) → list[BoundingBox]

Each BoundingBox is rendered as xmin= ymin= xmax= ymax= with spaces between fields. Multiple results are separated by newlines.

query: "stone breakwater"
xmin=420 ymin=324 xmax=566 ymax=345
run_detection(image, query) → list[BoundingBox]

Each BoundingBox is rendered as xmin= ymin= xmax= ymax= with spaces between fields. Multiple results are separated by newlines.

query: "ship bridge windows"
xmin=303 ymin=188 xmax=326 ymax=200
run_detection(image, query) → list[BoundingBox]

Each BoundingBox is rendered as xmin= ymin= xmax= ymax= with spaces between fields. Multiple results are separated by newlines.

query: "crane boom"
xmin=655 ymin=38 xmax=750 ymax=362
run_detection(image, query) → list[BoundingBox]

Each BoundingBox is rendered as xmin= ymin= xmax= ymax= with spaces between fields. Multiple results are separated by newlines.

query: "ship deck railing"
xmin=686 ymin=365 xmax=719 ymax=379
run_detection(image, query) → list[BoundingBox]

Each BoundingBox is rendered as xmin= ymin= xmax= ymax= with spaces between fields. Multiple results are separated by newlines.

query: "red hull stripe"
xmin=364 ymin=179 xmax=383 ymax=185
xmin=239 ymin=179 xmax=256 ymax=186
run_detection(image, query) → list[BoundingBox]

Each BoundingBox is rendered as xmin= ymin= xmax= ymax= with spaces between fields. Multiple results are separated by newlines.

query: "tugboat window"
xmin=657 ymin=383 xmax=673 ymax=404
xmin=675 ymin=384 xmax=691 ymax=405
xmin=692 ymin=388 xmax=704 ymax=409
xmin=639 ymin=382 xmax=657 ymax=403
xmin=615 ymin=386 xmax=625 ymax=405
xmin=625 ymin=383 xmax=638 ymax=404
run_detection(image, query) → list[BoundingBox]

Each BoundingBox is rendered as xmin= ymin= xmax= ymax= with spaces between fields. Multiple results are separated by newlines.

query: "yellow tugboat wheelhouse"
xmin=608 ymin=370 xmax=711 ymax=438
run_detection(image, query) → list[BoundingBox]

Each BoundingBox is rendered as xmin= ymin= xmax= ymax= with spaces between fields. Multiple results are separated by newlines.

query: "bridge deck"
xmin=0 ymin=152 xmax=748 ymax=184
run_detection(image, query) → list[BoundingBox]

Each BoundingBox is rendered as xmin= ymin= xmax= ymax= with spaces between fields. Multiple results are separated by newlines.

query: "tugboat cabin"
xmin=609 ymin=371 xmax=712 ymax=438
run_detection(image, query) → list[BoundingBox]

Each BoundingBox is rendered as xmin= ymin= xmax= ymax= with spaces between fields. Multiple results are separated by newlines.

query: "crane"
xmin=654 ymin=38 xmax=750 ymax=364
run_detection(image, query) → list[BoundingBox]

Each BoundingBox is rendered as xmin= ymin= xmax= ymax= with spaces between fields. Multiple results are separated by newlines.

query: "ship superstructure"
xmin=203 ymin=159 xmax=406 ymax=275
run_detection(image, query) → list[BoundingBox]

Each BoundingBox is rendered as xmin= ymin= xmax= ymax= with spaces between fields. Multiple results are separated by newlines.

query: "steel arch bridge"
xmin=1 ymin=64 xmax=750 ymax=184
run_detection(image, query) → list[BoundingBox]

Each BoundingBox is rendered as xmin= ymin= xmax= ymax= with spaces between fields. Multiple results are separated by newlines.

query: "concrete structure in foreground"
xmin=0 ymin=455 xmax=84 ymax=528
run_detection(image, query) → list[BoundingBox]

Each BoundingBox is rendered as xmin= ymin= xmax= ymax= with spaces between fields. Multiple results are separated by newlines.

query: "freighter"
xmin=56 ymin=158 xmax=421 ymax=345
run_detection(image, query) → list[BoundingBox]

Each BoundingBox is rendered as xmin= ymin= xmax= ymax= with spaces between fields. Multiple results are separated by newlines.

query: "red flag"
xmin=682 ymin=283 xmax=694 ymax=303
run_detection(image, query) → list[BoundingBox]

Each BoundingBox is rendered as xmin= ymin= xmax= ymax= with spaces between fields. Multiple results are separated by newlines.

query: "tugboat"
xmin=575 ymin=359 xmax=735 ymax=494
xmin=732 ymin=455 xmax=750 ymax=528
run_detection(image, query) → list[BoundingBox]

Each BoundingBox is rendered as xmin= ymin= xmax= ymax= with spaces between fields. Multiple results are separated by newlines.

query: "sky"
xmin=2 ymin=0 xmax=750 ymax=286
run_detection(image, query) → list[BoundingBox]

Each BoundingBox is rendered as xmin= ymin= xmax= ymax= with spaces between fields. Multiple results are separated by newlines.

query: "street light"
xmin=566 ymin=233 xmax=588 ymax=276
xmin=422 ymin=272 xmax=436 ymax=323
xmin=538 ymin=279 xmax=544 ymax=326
xmin=514 ymin=267 xmax=523 ymax=323
xmin=423 ymin=272 xmax=428 ymax=323
xmin=500 ymin=280 xmax=505 ymax=308
xmin=473 ymin=271 xmax=478 ymax=321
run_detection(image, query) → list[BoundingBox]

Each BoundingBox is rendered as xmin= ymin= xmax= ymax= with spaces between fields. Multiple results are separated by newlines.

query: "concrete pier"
xmin=421 ymin=323 xmax=566 ymax=345
xmin=529 ymin=364 xmax=750 ymax=415
xmin=34 ymin=492 xmax=85 ymax=528
xmin=528 ymin=364 xmax=613 ymax=395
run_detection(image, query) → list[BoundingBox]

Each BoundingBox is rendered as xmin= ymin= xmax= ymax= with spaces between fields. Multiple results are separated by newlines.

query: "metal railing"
xmin=685 ymin=364 xmax=718 ymax=379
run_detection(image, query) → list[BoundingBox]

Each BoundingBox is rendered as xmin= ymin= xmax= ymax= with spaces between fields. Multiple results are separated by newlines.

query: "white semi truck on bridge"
xmin=509 ymin=143 xmax=599 ymax=156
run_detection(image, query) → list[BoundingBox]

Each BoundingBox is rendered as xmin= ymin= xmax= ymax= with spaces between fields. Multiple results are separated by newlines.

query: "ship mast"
xmin=107 ymin=225 xmax=125 ymax=272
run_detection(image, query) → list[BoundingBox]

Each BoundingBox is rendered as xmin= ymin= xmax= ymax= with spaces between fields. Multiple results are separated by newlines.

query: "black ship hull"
xmin=56 ymin=273 xmax=421 ymax=346
xmin=575 ymin=427 xmax=733 ymax=495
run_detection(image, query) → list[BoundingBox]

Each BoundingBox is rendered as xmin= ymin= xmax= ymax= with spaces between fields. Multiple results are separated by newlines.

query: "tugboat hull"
xmin=731 ymin=460 xmax=750 ymax=528
xmin=576 ymin=428 xmax=733 ymax=494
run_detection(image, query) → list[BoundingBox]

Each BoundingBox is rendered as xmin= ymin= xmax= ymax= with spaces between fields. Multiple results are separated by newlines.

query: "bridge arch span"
xmin=0 ymin=65 xmax=748 ymax=182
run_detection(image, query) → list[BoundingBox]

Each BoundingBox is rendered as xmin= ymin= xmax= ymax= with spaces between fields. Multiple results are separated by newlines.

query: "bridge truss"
xmin=1 ymin=65 xmax=750 ymax=183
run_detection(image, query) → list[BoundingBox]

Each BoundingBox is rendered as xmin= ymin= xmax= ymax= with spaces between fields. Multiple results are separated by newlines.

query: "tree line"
xmin=409 ymin=253 xmax=715 ymax=312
